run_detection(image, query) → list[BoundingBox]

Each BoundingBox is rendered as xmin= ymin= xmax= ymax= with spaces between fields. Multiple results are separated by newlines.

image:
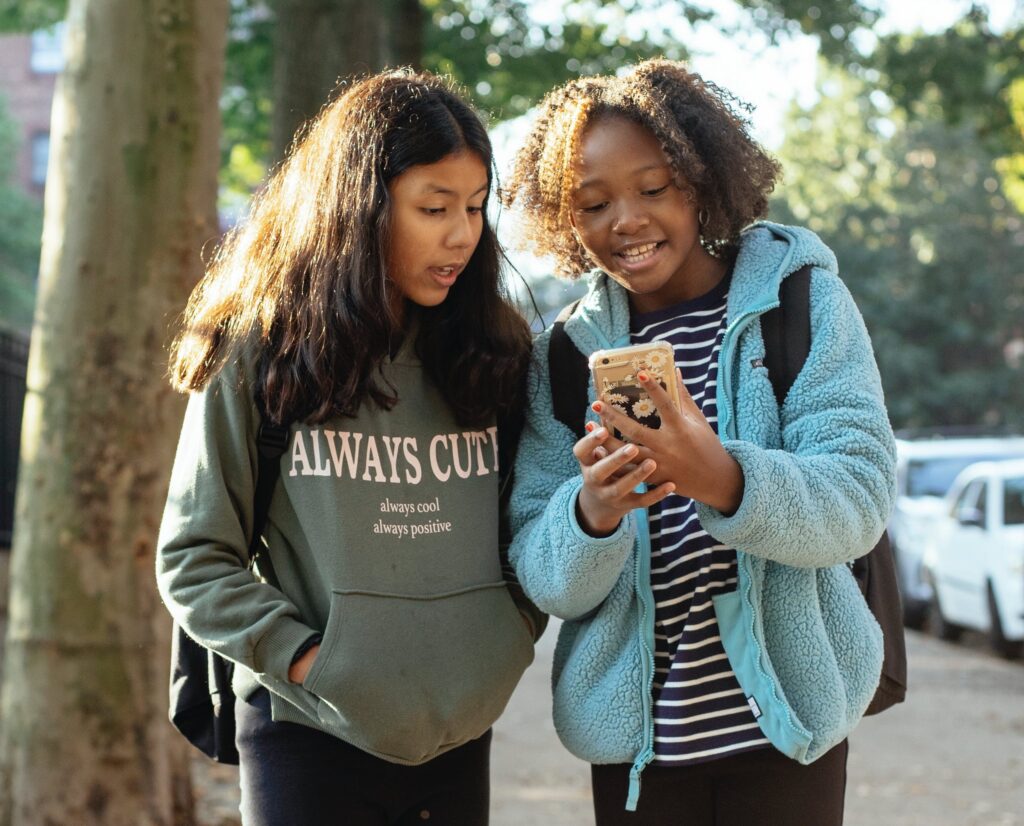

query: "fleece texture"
xmin=508 ymin=222 xmax=897 ymax=775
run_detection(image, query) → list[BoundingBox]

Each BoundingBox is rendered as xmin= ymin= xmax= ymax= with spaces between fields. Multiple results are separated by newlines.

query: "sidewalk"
xmin=490 ymin=621 xmax=1024 ymax=825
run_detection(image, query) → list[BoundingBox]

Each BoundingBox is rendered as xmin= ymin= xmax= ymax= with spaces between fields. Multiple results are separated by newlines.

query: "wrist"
xmin=706 ymin=450 xmax=744 ymax=516
xmin=288 ymin=635 xmax=322 ymax=684
xmin=576 ymin=490 xmax=621 ymax=537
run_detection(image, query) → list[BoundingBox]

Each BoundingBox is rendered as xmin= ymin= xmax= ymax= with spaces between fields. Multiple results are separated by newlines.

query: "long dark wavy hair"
xmin=170 ymin=69 xmax=531 ymax=427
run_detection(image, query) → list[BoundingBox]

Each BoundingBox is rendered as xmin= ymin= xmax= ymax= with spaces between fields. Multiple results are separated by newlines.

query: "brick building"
xmin=0 ymin=27 xmax=62 ymax=198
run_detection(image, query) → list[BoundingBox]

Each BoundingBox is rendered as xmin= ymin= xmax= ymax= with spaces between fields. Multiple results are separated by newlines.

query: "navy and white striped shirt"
xmin=630 ymin=273 xmax=770 ymax=765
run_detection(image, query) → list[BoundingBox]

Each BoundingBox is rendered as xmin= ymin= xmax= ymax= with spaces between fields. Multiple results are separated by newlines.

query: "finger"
xmin=593 ymin=400 xmax=648 ymax=445
xmin=632 ymin=480 xmax=677 ymax=509
xmin=672 ymin=367 xmax=702 ymax=415
xmin=601 ymin=431 xmax=630 ymax=454
xmin=601 ymin=430 xmax=656 ymax=467
xmin=609 ymin=457 xmax=659 ymax=499
xmin=590 ymin=442 xmax=640 ymax=484
xmin=636 ymin=370 xmax=680 ymax=418
xmin=573 ymin=424 xmax=610 ymax=464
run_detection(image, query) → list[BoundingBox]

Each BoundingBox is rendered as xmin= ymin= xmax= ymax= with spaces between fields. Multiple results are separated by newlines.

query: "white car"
xmin=922 ymin=458 xmax=1024 ymax=658
xmin=889 ymin=434 xmax=1024 ymax=628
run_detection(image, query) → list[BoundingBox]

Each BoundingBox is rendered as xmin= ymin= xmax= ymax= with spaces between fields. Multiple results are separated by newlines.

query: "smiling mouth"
xmin=615 ymin=241 xmax=664 ymax=265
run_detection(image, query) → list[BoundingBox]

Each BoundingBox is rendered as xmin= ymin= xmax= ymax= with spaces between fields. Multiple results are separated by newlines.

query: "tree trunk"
xmin=0 ymin=1 xmax=227 ymax=824
xmin=270 ymin=0 xmax=423 ymax=161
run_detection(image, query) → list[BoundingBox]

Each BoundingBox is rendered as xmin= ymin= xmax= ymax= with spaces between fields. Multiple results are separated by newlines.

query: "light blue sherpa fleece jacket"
xmin=508 ymin=222 xmax=897 ymax=809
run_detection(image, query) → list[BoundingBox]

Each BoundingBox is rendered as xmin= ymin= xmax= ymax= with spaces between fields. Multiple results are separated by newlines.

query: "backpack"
xmin=167 ymin=415 xmax=289 ymax=764
xmin=547 ymin=265 xmax=907 ymax=716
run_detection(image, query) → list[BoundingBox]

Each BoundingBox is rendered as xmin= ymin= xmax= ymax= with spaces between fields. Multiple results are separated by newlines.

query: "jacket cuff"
xmin=567 ymin=481 xmax=633 ymax=544
xmin=693 ymin=440 xmax=763 ymax=546
xmin=252 ymin=618 xmax=321 ymax=680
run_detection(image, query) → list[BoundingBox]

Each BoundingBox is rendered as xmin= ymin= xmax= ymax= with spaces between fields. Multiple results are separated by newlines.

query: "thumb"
xmin=676 ymin=368 xmax=702 ymax=416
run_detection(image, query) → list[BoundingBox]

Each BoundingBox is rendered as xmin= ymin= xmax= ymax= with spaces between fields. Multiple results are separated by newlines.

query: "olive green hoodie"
xmin=156 ymin=345 xmax=535 ymax=765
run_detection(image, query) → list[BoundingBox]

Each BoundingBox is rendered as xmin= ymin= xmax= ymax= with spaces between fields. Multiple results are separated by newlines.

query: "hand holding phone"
xmin=587 ymin=347 xmax=745 ymax=516
xmin=589 ymin=342 xmax=680 ymax=437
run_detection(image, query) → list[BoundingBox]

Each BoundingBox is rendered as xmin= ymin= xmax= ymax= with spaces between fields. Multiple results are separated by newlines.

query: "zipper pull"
xmin=625 ymin=748 xmax=655 ymax=812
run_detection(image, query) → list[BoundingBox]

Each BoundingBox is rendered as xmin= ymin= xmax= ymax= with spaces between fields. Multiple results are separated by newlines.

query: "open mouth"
xmin=429 ymin=265 xmax=461 ymax=286
xmin=615 ymin=241 xmax=665 ymax=266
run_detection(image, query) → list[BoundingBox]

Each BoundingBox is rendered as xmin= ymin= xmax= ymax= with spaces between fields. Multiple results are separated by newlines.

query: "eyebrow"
xmin=420 ymin=182 xmax=489 ymax=196
xmin=575 ymin=163 xmax=672 ymax=191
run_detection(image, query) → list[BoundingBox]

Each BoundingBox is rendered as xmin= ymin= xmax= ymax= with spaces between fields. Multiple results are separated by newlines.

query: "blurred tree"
xmin=0 ymin=0 xmax=67 ymax=30
xmin=0 ymin=99 xmax=43 ymax=333
xmin=868 ymin=7 xmax=1024 ymax=210
xmin=270 ymin=0 xmax=423 ymax=160
xmin=220 ymin=0 xmax=877 ymax=180
xmin=0 ymin=1 xmax=227 ymax=824
xmin=772 ymin=66 xmax=1024 ymax=430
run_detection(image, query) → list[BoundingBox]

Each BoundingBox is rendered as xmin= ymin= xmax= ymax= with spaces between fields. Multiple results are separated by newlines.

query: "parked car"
xmin=889 ymin=433 xmax=1024 ymax=628
xmin=922 ymin=458 xmax=1024 ymax=658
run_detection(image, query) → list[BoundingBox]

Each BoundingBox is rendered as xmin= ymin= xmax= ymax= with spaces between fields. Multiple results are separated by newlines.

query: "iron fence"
xmin=1 ymin=329 xmax=29 ymax=548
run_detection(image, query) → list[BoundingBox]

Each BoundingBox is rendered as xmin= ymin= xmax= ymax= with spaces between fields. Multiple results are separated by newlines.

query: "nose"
xmin=611 ymin=199 xmax=650 ymax=236
xmin=447 ymin=212 xmax=476 ymax=249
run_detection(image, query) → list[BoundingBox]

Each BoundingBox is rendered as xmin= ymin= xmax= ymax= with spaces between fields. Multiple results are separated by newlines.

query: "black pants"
xmin=236 ymin=688 xmax=491 ymax=826
xmin=591 ymin=741 xmax=848 ymax=826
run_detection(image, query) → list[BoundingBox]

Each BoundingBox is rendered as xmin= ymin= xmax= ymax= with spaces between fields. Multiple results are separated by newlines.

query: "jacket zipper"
xmin=626 ymin=508 xmax=657 ymax=810
xmin=717 ymin=299 xmax=808 ymax=743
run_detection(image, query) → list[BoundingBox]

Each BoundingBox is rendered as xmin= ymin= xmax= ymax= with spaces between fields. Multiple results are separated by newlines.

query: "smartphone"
xmin=589 ymin=341 xmax=679 ymax=434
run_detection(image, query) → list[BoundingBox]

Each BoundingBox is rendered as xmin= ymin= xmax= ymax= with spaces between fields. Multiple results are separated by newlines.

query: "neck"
xmin=677 ymin=248 xmax=730 ymax=300
xmin=629 ymin=247 xmax=731 ymax=315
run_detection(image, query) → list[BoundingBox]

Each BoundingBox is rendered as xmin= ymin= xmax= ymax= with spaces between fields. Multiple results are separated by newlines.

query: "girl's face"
xmin=386 ymin=149 xmax=489 ymax=313
xmin=569 ymin=115 xmax=724 ymax=313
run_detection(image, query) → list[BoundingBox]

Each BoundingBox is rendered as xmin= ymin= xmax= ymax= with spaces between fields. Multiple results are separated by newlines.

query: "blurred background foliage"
xmin=0 ymin=0 xmax=1021 ymax=428
xmin=0 ymin=99 xmax=44 ymax=334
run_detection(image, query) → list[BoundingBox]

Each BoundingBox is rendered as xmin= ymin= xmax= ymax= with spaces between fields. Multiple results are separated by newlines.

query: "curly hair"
xmin=501 ymin=59 xmax=782 ymax=278
xmin=170 ymin=69 xmax=530 ymax=428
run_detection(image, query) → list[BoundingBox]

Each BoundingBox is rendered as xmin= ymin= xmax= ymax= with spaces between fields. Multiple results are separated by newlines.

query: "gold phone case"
xmin=589 ymin=341 xmax=678 ymax=432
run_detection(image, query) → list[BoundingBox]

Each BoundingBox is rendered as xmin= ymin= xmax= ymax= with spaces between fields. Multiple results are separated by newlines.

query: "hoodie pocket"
xmin=301 ymin=582 xmax=533 ymax=764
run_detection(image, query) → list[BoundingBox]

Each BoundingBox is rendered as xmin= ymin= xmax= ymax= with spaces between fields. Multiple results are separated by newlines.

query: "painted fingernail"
xmin=592 ymin=401 xmax=603 ymax=413
xmin=637 ymin=371 xmax=649 ymax=382
xmin=585 ymin=421 xmax=595 ymax=433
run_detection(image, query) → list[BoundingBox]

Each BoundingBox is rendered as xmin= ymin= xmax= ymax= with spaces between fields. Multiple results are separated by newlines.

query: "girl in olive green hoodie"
xmin=156 ymin=70 xmax=542 ymax=826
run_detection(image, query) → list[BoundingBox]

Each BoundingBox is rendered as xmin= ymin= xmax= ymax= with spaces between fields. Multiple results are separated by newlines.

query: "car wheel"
xmin=987 ymin=581 xmax=1023 ymax=660
xmin=930 ymin=588 xmax=963 ymax=642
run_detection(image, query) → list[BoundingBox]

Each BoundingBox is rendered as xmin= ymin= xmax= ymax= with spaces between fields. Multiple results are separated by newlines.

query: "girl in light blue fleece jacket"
xmin=501 ymin=60 xmax=897 ymax=824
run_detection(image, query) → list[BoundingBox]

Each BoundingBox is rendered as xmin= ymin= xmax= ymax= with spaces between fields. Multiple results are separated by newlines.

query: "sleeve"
xmin=499 ymin=470 xmax=549 ymax=642
xmin=507 ymin=330 xmax=637 ymax=620
xmin=155 ymin=363 xmax=318 ymax=682
xmin=695 ymin=269 xmax=897 ymax=568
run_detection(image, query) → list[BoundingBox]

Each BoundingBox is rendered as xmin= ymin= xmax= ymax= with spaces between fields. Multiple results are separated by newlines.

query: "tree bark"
xmin=0 ymin=1 xmax=227 ymax=824
xmin=270 ymin=0 xmax=423 ymax=162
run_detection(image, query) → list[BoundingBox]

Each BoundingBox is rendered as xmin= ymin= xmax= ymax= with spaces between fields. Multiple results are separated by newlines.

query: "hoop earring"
xmin=698 ymin=207 xmax=709 ymax=227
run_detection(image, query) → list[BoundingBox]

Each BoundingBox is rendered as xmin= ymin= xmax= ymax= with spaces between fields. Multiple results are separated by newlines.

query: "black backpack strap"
xmin=548 ymin=300 xmax=589 ymax=440
xmin=761 ymin=265 xmax=812 ymax=407
xmin=247 ymin=415 xmax=289 ymax=583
